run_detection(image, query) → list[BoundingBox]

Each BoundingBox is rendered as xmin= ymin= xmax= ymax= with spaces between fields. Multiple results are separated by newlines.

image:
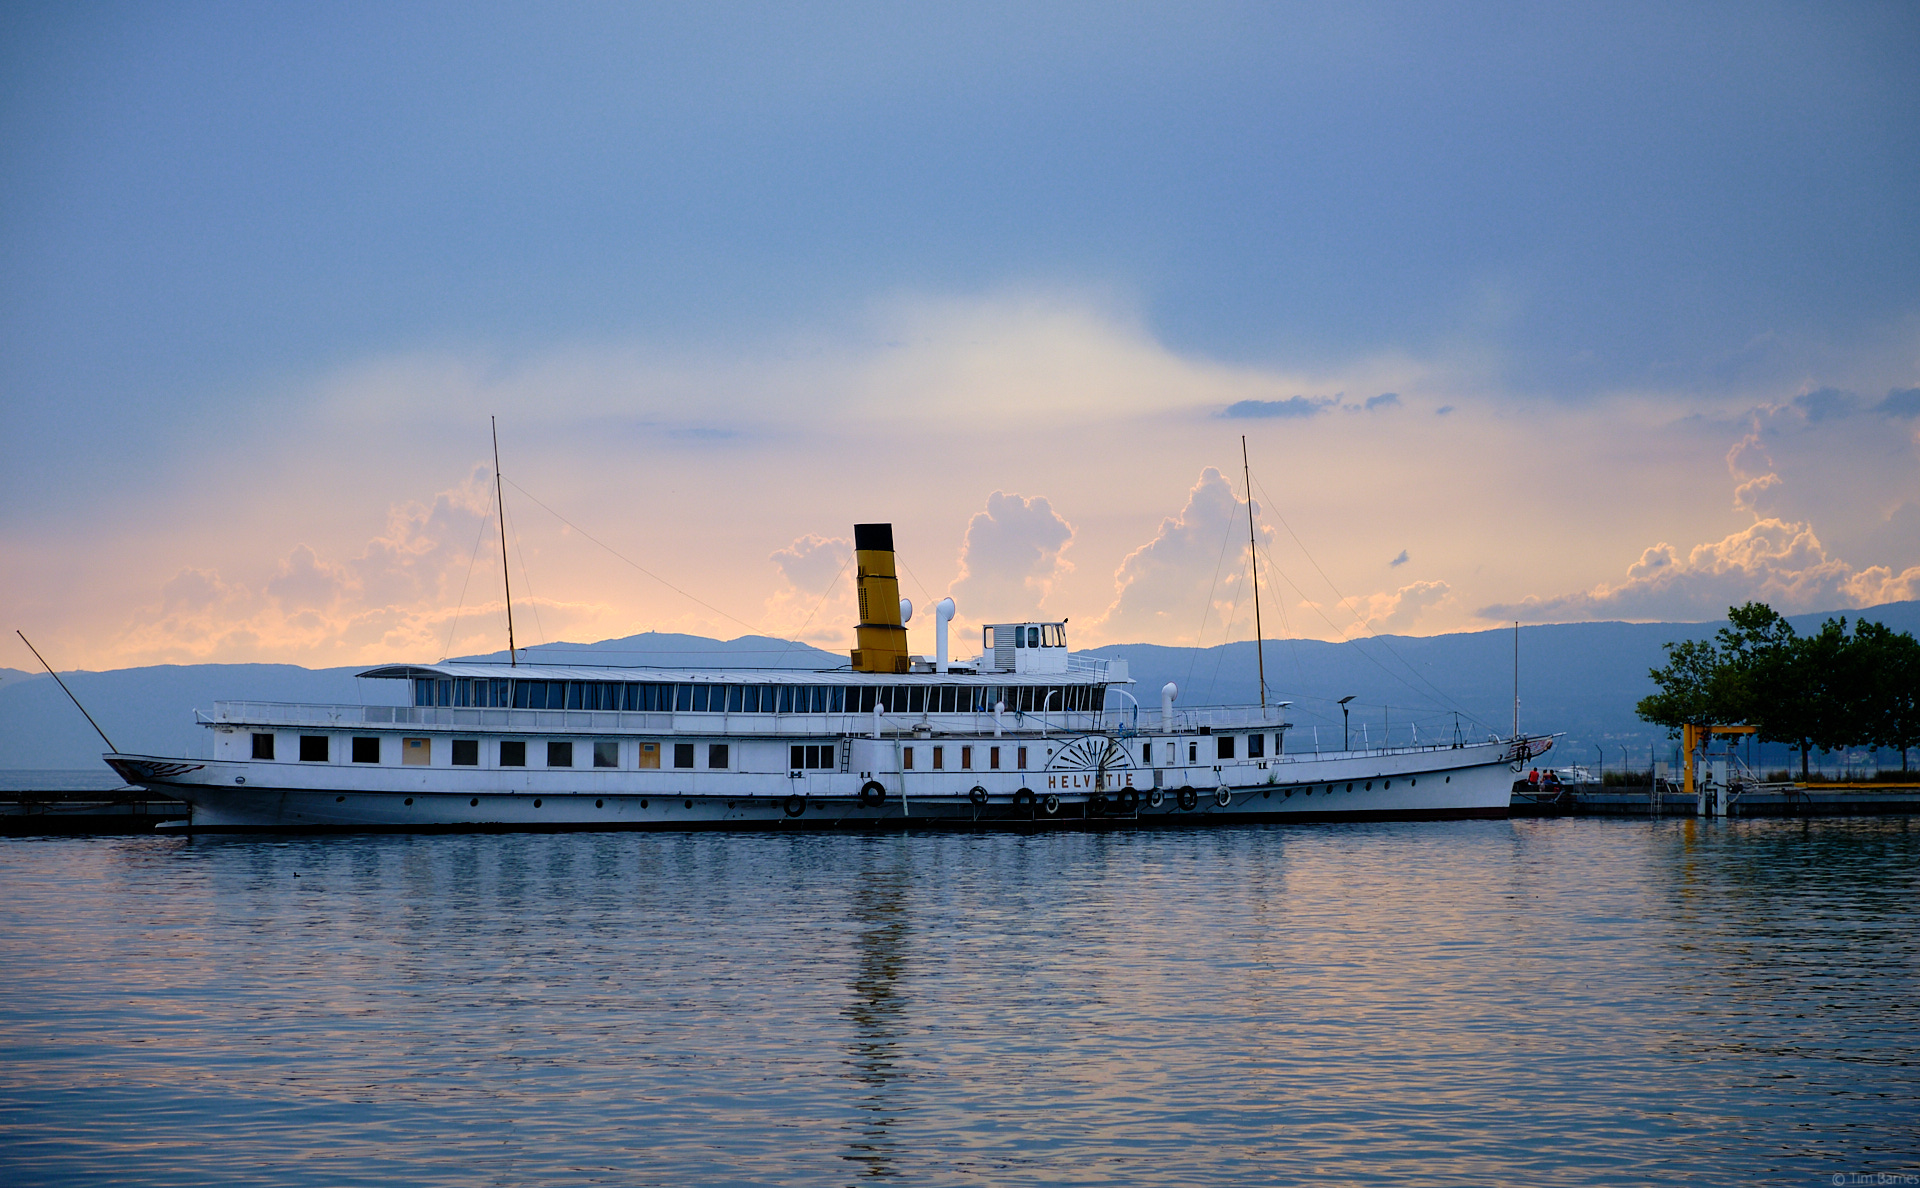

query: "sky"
xmin=3 ymin=2 xmax=1918 ymax=672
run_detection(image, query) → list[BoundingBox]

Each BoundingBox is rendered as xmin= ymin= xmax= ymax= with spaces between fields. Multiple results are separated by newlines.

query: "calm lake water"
xmin=1 ymin=818 xmax=1915 ymax=1186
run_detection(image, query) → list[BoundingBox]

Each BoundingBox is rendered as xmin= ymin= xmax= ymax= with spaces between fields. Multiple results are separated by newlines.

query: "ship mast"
xmin=1242 ymin=435 xmax=1267 ymax=710
xmin=493 ymin=416 xmax=517 ymax=668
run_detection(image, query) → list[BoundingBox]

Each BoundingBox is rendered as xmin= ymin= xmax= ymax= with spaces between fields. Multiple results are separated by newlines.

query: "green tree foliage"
xmin=1636 ymin=602 xmax=1920 ymax=777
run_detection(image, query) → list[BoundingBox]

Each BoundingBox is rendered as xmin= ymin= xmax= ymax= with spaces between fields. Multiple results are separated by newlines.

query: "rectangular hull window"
xmin=548 ymin=741 xmax=573 ymax=767
xmin=300 ymin=735 xmax=328 ymax=762
xmin=1217 ymin=736 xmax=1235 ymax=760
xmin=403 ymin=738 xmax=430 ymax=766
xmin=674 ymin=743 xmax=695 ymax=769
xmin=251 ymin=733 xmax=275 ymax=760
xmin=791 ymin=745 xmax=834 ymax=770
xmin=352 ymin=737 xmax=380 ymax=764
xmin=1247 ymin=733 xmax=1265 ymax=758
xmin=452 ymin=739 xmax=479 ymax=766
xmin=500 ymin=741 xmax=526 ymax=767
xmin=708 ymin=744 xmax=728 ymax=769
xmin=594 ymin=741 xmax=618 ymax=768
xmin=990 ymin=746 xmax=1000 ymax=770
xmin=961 ymin=745 xmax=972 ymax=770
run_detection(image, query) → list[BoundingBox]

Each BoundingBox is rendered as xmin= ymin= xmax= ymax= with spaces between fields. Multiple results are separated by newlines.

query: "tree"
xmin=1854 ymin=621 xmax=1920 ymax=772
xmin=1639 ymin=602 xmax=1920 ymax=780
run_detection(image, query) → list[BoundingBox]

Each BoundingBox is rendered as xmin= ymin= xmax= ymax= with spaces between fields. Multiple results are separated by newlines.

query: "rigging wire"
xmin=1184 ymin=497 xmax=1244 ymax=699
xmin=504 ymin=477 xmax=765 ymax=638
xmin=501 ymin=476 xmax=858 ymax=659
xmin=1249 ymin=470 xmax=1490 ymax=728
xmin=771 ymin=549 xmax=854 ymax=668
xmin=439 ymin=515 xmax=492 ymax=662
xmin=500 ymin=489 xmax=548 ymax=648
xmin=1207 ymin=537 xmax=1248 ymax=700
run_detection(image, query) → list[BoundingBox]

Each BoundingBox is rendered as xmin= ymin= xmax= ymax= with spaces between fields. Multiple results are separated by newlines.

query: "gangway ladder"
xmin=1682 ymin=723 xmax=1757 ymax=817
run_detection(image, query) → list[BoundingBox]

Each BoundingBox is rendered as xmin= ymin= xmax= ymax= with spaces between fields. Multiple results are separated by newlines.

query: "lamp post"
xmin=1338 ymin=696 xmax=1355 ymax=752
xmin=1594 ymin=744 xmax=1603 ymax=788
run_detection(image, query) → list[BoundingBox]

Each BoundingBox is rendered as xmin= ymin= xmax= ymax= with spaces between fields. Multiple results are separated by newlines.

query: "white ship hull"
xmin=108 ymin=737 xmax=1526 ymax=831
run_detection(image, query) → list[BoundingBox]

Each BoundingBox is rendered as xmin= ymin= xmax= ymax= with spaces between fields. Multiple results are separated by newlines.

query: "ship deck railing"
xmin=202 ymin=700 xmax=1511 ymax=752
xmin=204 ymin=701 xmax=1116 ymax=736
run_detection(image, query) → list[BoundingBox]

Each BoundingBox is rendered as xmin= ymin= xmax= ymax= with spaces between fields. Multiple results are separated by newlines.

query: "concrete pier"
xmin=1 ymin=787 xmax=189 ymax=835
xmin=1512 ymin=781 xmax=1920 ymax=818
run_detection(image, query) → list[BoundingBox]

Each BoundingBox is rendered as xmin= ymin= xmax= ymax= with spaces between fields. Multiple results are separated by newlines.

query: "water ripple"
xmin=1 ymin=818 xmax=1916 ymax=1185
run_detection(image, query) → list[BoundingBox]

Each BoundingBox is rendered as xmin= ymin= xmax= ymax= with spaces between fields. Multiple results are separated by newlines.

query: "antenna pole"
xmin=1242 ymin=435 xmax=1267 ymax=710
xmin=1512 ymin=620 xmax=1519 ymax=740
xmin=17 ymin=631 xmax=118 ymax=753
xmin=492 ymin=417 xmax=517 ymax=667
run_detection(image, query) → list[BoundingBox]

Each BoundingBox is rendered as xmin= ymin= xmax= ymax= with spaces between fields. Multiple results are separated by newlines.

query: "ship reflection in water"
xmin=1 ymin=819 xmax=1917 ymax=1186
xmin=843 ymin=851 xmax=909 ymax=1179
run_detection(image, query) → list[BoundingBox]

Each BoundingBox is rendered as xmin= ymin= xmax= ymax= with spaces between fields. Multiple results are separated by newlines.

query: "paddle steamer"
xmin=107 ymin=523 xmax=1547 ymax=830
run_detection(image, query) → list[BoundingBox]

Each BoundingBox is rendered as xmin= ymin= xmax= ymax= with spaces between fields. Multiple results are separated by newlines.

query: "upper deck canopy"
xmin=357 ymin=659 xmax=1128 ymax=686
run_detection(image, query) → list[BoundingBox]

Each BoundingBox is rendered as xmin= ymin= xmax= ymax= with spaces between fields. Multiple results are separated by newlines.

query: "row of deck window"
xmin=253 ymin=733 xmax=730 ymax=769
xmin=252 ymin=730 xmax=1282 ymax=770
xmin=413 ymin=678 xmax=1104 ymax=715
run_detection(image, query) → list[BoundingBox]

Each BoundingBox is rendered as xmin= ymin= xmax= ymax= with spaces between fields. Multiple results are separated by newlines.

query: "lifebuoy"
xmin=784 ymin=794 xmax=806 ymax=818
xmin=859 ymin=781 xmax=886 ymax=808
xmin=968 ymin=786 xmax=989 ymax=807
xmin=1013 ymin=787 xmax=1036 ymax=808
xmin=1119 ymin=788 xmax=1140 ymax=812
xmin=1148 ymin=789 xmax=1165 ymax=808
xmin=1215 ymin=786 xmax=1233 ymax=807
xmin=1042 ymin=793 xmax=1061 ymax=815
xmin=1177 ymin=786 xmax=1198 ymax=811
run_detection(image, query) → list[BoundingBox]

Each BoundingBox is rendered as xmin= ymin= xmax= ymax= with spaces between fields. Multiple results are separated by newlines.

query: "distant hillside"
xmin=4 ymin=607 xmax=1913 ymax=774
xmin=0 ymin=633 xmax=840 ymax=771
xmin=1089 ymin=601 xmax=1920 ymax=771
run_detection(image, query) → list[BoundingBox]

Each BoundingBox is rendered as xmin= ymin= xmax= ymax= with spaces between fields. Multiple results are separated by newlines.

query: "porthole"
xmin=1346 ymin=783 xmax=1353 ymax=793
xmin=404 ymin=797 xmax=413 ymax=806
xmin=641 ymin=799 xmax=649 ymax=808
xmin=1365 ymin=781 xmax=1372 ymax=791
xmin=1445 ymin=776 xmax=1451 ymax=783
xmin=336 ymin=795 xmax=345 ymax=803
xmin=1262 ymin=789 xmax=1270 ymax=798
xmin=684 ymin=799 xmax=692 ymax=809
xmin=533 ymin=798 xmax=542 ymax=808
xmin=470 ymin=798 xmax=479 ymax=807
xmin=595 ymin=798 xmax=604 ymax=808
xmin=1383 ymin=780 xmax=1390 ymax=789
xmin=1411 ymin=778 xmax=1417 ymax=786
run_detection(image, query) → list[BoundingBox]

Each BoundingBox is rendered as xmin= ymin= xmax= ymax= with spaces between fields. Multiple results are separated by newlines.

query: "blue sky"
xmin=4 ymin=3 xmax=1918 ymax=668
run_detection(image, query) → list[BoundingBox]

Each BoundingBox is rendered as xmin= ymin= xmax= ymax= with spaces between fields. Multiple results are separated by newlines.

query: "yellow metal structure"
xmin=1681 ymin=722 xmax=1758 ymax=805
xmin=850 ymin=523 xmax=911 ymax=674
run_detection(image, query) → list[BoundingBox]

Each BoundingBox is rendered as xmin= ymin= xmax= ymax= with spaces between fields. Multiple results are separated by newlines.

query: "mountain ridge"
xmin=5 ymin=604 xmax=1914 ymax=773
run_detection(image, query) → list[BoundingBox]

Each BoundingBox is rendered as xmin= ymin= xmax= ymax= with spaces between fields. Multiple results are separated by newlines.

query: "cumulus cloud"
xmin=761 ymin=534 xmax=855 ymax=647
xmin=110 ymin=468 xmax=630 ymax=665
xmin=1335 ymin=579 xmax=1454 ymax=634
xmin=1479 ymin=518 xmax=1920 ymax=623
xmin=1223 ymin=396 xmax=1335 ymax=418
xmin=1094 ymin=468 xmax=1275 ymax=644
xmin=949 ymin=492 xmax=1075 ymax=626
xmin=1480 ymin=379 xmax=1920 ymax=624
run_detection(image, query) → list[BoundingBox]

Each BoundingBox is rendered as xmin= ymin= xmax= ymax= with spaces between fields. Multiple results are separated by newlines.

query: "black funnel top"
xmin=854 ymin=523 xmax=894 ymax=552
